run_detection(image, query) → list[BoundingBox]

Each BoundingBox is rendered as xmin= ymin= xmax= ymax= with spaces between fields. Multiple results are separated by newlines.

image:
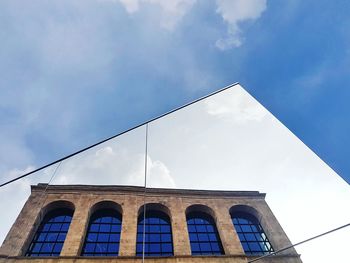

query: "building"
xmin=0 ymin=184 xmax=302 ymax=262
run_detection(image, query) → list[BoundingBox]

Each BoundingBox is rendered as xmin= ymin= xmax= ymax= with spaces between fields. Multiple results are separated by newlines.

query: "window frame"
xmin=25 ymin=208 xmax=73 ymax=257
xmin=186 ymin=211 xmax=224 ymax=256
xmin=231 ymin=211 xmax=274 ymax=255
xmin=81 ymin=208 xmax=123 ymax=256
xmin=136 ymin=209 xmax=174 ymax=257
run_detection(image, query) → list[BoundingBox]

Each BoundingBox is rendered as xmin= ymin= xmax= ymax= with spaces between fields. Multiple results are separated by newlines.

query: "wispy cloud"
xmin=117 ymin=0 xmax=197 ymax=30
xmin=205 ymin=86 xmax=267 ymax=122
xmin=215 ymin=0 xmax=267 ymax=50
xmin=48 ymin=134 xmax=176 ymax=188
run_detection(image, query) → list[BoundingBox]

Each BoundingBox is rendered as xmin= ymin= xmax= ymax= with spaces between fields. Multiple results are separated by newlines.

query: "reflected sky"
xmin=51 ymin=125 xmax=146 ymax=186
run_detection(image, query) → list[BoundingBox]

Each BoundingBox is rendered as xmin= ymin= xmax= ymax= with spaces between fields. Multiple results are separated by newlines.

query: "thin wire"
xmin=0 ymin=83 xmax=238 ymax=188
xmin=40 ymin=161 xmax=62 ymax=202
xmin=142 ymin=123 xmax=149 ymax=263
xmin=248 ymin=222 xmax=350 ymax=263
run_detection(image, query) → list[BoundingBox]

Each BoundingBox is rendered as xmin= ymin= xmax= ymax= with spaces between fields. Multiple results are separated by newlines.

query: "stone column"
xmin=215 ymin=205 xmax=245 ymax=255
xmin=60 ymin=195 xmax=90 ymax=256
xmin=118 ymin=196 xmax=138 ymax=256
xmin=170 ymin=197 xmax=191 ymax=256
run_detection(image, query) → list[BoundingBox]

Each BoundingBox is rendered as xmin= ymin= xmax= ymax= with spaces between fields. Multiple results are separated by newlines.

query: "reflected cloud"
xmin=53 ymin=144 xmax=145 ymax=186
xmin=148 ymin=156 xmax=176 ymax=188
xmin=205 ymin=86 xmax=267 ymax=122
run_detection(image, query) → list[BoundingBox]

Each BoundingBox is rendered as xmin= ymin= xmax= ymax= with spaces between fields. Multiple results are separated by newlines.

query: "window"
xmin=136 ymin=210 xmax=173 ymax=256
xmin=81 ymin=209 xmax=122 ymax=256
xmin=26 ymin=208 xmax=73 ymax=257
xmin=186 ymin=211 xmax=224 ymax=255
xmin=231 ymin=212 xmax=274 ymax=255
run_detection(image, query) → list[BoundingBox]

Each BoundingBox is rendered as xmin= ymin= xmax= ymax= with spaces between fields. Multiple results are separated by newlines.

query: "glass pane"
xmin=147 ymin=84 xmax=350 ymax=262
xmin=50 ymin=125 xmax=146 ymax=186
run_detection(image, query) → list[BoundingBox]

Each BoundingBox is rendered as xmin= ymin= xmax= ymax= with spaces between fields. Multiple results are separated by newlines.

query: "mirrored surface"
xmin=147 ymin=84 xmax=350 ymax=262
xmin=50 ymin=125 xmax=146 ymax=186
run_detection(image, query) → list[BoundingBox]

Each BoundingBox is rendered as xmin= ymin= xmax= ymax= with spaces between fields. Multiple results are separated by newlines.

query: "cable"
xmin=0 ymin=83 xmax=238 ymax=188
xmin=247 ymin=222 xmax=350 ymax=263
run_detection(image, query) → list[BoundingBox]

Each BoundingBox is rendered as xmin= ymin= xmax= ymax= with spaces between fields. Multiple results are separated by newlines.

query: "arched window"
xmin=136 ymin=209 xmax=173 ymax=256
xmin=26 ymin=208 xmax=73 ymax=257
xmin=231 ymin=211 xmax=274 ymax=255
xmin=186 ymin=211 xmax=224 ymax=255
xmin=81 ymin=209 xmax=122 ymax=256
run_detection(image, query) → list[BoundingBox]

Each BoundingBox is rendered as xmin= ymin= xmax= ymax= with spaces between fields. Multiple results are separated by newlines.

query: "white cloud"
xmin=205 ymin=86 xmax=267 ymax=122
xmin=215 ymin=0 xmax=267 ymax=50
xmin=119 ymin=0 xmax=140 ymax=13
xmin=52 ymin=146 xmax=145 ymax=186
xmin=46 ymin=126 xmax=176 ymax=189
xmin=117 ymin=0 xmax=196 ymax=30
xmin=148 ymin=157 xmax=176 ymax=188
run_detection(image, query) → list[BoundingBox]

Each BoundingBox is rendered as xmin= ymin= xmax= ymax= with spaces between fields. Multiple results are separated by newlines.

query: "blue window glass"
xmin=186 ymin=212 xmax=224 ymax=255
xmin=81 ymin=209 xmax=122 ymax=256
xmin=136 ymin=210 xmax=173 ymax=257
xmin=26 ymin=208 xmax=73 ymax=257
xmin=231 ymin=212 xmax=274 ymax=255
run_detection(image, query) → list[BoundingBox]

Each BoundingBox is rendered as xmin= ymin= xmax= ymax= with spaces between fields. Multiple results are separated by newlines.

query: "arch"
xmin=185 ymin=204 xmax=224 ymax=255
xmin=230 ymin=205 xmax=274 ymax=255
xmin=90 ymin=200 xmax=123 ymax=216
xmin=229 ymin=205 xmax=260 ymax=220
xmin=136 ymin=203 xmax=173 ymax=257
xmin=41 ymin=200 xmax=75 ymax=217
xmin=25 ymin=201 xmax=75 ymax=257
xmin=81 ymin=201 xmax=123 ymax=256
xmin=138 ymin=203 xmax=171 ymax=219
xmin=185 ymin=204 xmax=216 ymax=221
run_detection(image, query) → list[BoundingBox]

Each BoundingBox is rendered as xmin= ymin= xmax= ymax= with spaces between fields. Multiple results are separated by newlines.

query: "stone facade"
xmin=0 ymin=184 xmax=302 ymax=263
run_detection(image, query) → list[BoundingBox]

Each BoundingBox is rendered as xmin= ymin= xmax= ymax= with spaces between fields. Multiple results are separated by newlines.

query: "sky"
xmin=0 ymin=0 xmax=350 ymax=261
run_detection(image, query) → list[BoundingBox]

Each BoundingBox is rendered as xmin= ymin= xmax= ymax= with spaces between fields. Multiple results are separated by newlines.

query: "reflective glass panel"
xmin=147 ymin=84 xmax=350 ymax=262
xmin=50 ymin=125 xmax=146 ymax=186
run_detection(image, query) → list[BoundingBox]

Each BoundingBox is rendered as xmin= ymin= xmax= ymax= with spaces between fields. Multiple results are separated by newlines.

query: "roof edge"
xmin=31 ymin=183 xmax=265 ymax=198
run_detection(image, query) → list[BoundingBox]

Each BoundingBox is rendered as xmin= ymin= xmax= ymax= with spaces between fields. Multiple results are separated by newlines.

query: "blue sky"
xmin=0 ymin=0 xmax=349 ymax=184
